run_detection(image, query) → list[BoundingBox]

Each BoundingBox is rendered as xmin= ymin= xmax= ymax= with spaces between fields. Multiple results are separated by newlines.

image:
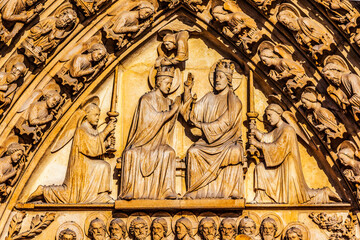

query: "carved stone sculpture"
xmin=198 ymin=218 xmax=217 ymax=240
xmin=58 ymin=228 xmax=77 ymax=240
xmin=129 ymin=217 xmax=149 ymax=240
xmin=14 ymin=82 xmax=62 ymax=144
xmin=283 ymin=227 xmax=302 ymax=240
xmin=175 ymin=217 xmax=194 ymax=240
xmin=212 ymin=3 xmax=263 ymax=53
xmin=156 ymin=31 xmax=189 ymax=68
xmin=0 ymin=0 xmax=43 ymax=44
xmin=0 ymin=54 xmax=27 ymax=116
xmin=20 ymin=4 xmax=78 ymax=65
xmin=301 ymin=87 xmax=345 ymax=143
xmin=184 ymin=0 xmax=205 ymax=12
xmin=119 ymin=66 xmax=178 ymax=200
xmin=109 ymin=218 xmax=127 ymax=240
xmin=257 ymin=41 xmax=311 ymax=95
xmin=27 ymin=96 xmax=115 ymax=203
xmin=238 ymin=217 xmax=257 ymax=239
xmin=151 ymin=217 xmax=168 ymax=240
xmin=250 ymin=0 xmax=276 ymax=13
xmin=181 ymin=59 xmax=245 ymax=199
xmin=311 ymin=0 xmax=360 ymax=34
xmin=219 ymin=218 xmax=236 ymax=240
xmin=259 ymin=218 xmax=277 ymax=240
xmin=322 ymin=55 xmax=360 ymax=121
xmin=57 ymin=35 xmax=108 ymax=94
xmin=277 ymin=3 xmax=334 ymax=59
xmin=103 ymin=1 xmax=155 ymax=49
xmin=88 ymin=218 xmax=107 ymax=240
xmin=249 ymin=103 xmax=341 ymax=204
xmin=72 ymin=0 xmax=109 ymax=16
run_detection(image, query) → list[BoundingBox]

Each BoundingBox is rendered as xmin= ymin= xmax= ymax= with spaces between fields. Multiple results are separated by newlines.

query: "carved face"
xmin=200 ymin=222 xmax=216 ymax=240
xmin=175 ymin=223 xmax=188 ymax=240
xmin=110 ymin=223 xmax=124 ymax=240
xmin=46 ymin=93 xmax=61 ymax=109
xmin=133 ymin=223 xmax=148 ymax=240
xmin=322 ymin=69 xmax=342 ymax=87
xmin=90 ymin=222 xmax=107 ymax=240
xmin=220 ymin=223 xmax=235 ymax=240
xmin=156 ymin=76 xmax=173 ymax=95
xmin=214 ymin=71 xmax=228 ymax=92
xmin=164 ymin=41 xmax=175 ymax=51
xmin=152 ymin=222 xmax=165 ymax=240
xmin=260 ymin=50 xmax=277 ymax=67
xmin=265 ymin=109 xmax=281 ymax=127
xmin=139 ymin=8 xmax=153 ymax=19
xmin=91 ymin=49 xmax=106 ymax=62
xmin=56 ymin=10 xmax=76 ymax=28
xmin=87 ymin=106 xmax=100 ymax=127
xmin=300 ymin=98 xmax=315 ymax=110
xmin=10 ymin=150 xmax=23 ymax=164
xmin=338 ymin=148 xmax=355 ymax=166
xmin=286 ymin=232 xmax=300 ymax=240
xmin=278 ymin=11 xmax=300 ymax=31
xmin=10 ymin=64 xmax=25 ymax=81
xmin=261 ymin=222 xmax=276 ymax=239
xmin=239 ymin=221 xmax=256 ymax=235
xmin=60 ymin=233 xmax=75 ymax=240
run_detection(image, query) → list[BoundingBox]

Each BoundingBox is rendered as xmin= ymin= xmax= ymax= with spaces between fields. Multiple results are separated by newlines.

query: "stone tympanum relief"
xmin=27 ymin=96 xmax=115 ymax=203
xmin=0 ymin=0 xmax=43 ymax=44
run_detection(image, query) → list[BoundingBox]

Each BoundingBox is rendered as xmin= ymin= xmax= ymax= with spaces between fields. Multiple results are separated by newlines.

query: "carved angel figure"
xmin=119 ymin=66 xmax=179 ymax=200
xmin=27 ymin=96 xmax=115 ymax=203
xmin=249 ymin=103 xmax=341 ymax=204
xmin=212 ymin=2 xmax=263 ymax=53
xmin=156 ymin=31 xmax=189 ymax=68
xmin=20 ymin=4 xmax=78 ymax=65
xmin=322 ymin=55 xmax=360 ymax=121
xmin=258 ymin=41 xmax=312 ymax=94
xmin=277 ymin=3 xmax=334 ymax=59
xmin=14 ymin=82 xmax=63 ymax=144
xmin=0 ymin=54 xmax=27 ymax=116
xmin=337 ymin=140 xmax=360 ymax=199
xmin=103 ymin=1 xmax=155 ymax=49
xmin=181 ymin=59 xmax=245 ymax=199
xmin=0 ymin=0 xmax=43 ymax=44
xmin=0 ymin=136 xmax=25 ymax=202
xmin=311 ymin=0 xmax=360 ymax=34
xmin=301 ymin=87 xmax=345 ymax=144
xmin=56 ymin=34 xmax=108 ymax=94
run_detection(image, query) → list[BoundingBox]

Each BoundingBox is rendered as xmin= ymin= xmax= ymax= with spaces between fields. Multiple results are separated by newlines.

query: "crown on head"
xmin=215 ymin=59 xmax=235 ymax=75
xmin=156 ymin=65 xmax=175 ymax=78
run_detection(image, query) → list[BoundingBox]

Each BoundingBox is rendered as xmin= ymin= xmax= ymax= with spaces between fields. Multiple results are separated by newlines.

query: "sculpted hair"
xmin=59 ymin=228 xmax=77 ymax=240
xmin=285 ymin=227 xmax=302 ymax=240
xmin=110 ymin=218 xmax=127 ymax=238
xmin=89 ymin=218 xmax=106 ymax=236
xmin=59 ymin=8 xmax=77 ymax=24
xmin=151 ymin=217 xmax=168 ymax=237
xmin=260 ymin=218 xmax=277 ymax=235
xmin=7 ymin=143 xmax=25 ymax=155
xmin=238 ymin=217 xmax=256 ymax=233
xmin=176 ymin=217 xmax=192 ymax=235
xmin=84 ymin=103 xmax=100 ymax=114
xmin=129 ymin=217 xmax=148 ymax=236
xmin=220 ymin=218 xmax=236 ymax=232
xmin=89 ymin=43 xmax=107 ymax=55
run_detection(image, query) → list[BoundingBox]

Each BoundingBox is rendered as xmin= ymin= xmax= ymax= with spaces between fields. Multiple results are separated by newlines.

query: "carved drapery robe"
xmin=254 ymin=122 xmax=332 ymax=204
xmin=0 ymin=0 xmax=26 ymax=39
xmin=120 ymin=90 xmax=177 ymax=199
xmin=0 ymin=73 xmax=16 ymax=108
xmin=42 ymin=121 xmax=112 ymax=203
xmin=342 ymin=74 xmax=360 ymax=114
xmin=184 ymin=90 xmax=244 ymax=199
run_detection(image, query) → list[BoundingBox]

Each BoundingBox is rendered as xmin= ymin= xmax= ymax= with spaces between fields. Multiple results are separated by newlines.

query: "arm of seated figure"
xmin=28 ymin=104 xmax=53 ymax=126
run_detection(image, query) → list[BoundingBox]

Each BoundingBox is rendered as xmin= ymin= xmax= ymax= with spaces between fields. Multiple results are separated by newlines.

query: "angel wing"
xmin=282 ymin=111 xmax=317 ymax=149
xmin=2 ymin=54 xmax=27 ymax=74
xmin=17 ymin=90 xmax=43 ymax=113
xmin=50 ymin=109 xmax=86 ymax=153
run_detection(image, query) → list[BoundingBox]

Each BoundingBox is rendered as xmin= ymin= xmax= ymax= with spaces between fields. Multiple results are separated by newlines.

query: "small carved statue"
xmin=183 ymin=0 xmax=206 ymax=12
xmin=212 ymin=3 xmax=263 ymax=53
xmin=337 ymin=140 xmax=360 ymax=199
xmin=175 ymin=217 xmax=194 ymax=240
xmin=58 ymin=228 xmax=77 ymax=240
xmin=181 ymin=59 xmax=245 ymax=199
xmin=219 ymin=218 xmax=236 ymax=240
xmin=0 ymin=0 xmax=43 ymax=44
xmin=20 ymin=5 xmax=78 ymax=65
xmin=14 ymin=83 xmax=63 ymax=144
xmin=57 ymin=36 xmax=108 ymax=94
xmin=0 ymin=141 xmax=25 ymax=201
xmin=119 ymin=66 xmax=178 ymax=200
xmin=103 ymin=1 xmax=155 ymax=49
xmin=72 ymin=0 xmax=109 ymax=16
xmin=283 ymin=227 xmax=302 ymax=240
xmin=129 ymin=217 xmax=149 ymax=240
xmin=151 ymin=217 xmax=168 ymax=240
xmin=258 ymin=41 xmax=311 ymax=95
xmin=259 ymin=218 xmax=277 ymax=240
xmin=156 ymin=31 xmax=189 ymax=68
xmin=0 ymin=54 xmax=27 ymax=116
xmin=88 ymin=218 xmax=107 ymax=240
xmin=301 ymin=87 xmax=345 ymax=144
xmin=311 ymin=0 xmax=360 ymax=34
xmin=249 ymin=103 xmax=341 ymax=204
xmin=27 ymin=96 xmax=115 ymax=203
xmin=238 ymin=217 xmax=258 ymax=240
xmin=322 ymin=55 xmax=360 ymax=121
xmin=277 ymin=3 xmax=334 ymax=59
xmin=109 ymin=218 xmax=127 ymax=240
xmin=198 ymin=218 xmax=217 ymax=240
xmin=250 ymin=0 xmax=276 ymax=13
